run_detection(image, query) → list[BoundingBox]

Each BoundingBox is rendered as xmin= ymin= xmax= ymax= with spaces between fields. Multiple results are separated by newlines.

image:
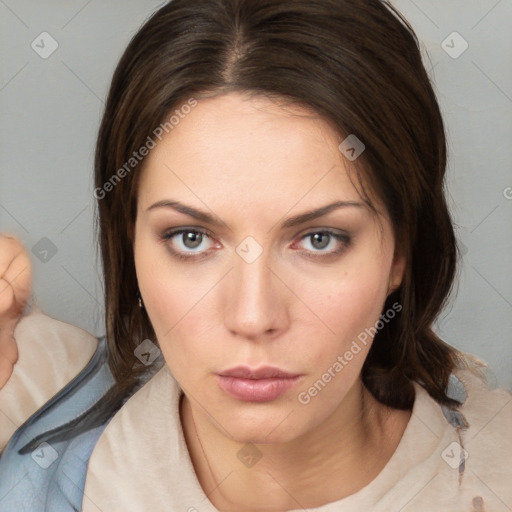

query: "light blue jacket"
xmin=0 ymin=336 xmax=116 ymax=512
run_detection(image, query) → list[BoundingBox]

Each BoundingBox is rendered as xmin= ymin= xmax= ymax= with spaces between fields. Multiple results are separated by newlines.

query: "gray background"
xmin=1 ymin=1 xmax=511 ymax=390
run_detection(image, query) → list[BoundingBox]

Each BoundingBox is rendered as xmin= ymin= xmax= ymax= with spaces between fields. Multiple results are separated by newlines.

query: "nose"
xmin=223 ymin=251 xmax=288 ymax=341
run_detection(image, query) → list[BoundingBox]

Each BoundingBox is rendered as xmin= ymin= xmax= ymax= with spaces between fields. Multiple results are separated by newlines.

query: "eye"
xmin=161 ymin=228 xmax=218 ymax=260
xmin=293 ymin=230 xmax=351 ymax=258
xmin=160 ymin=228 xmax=351 ymax=261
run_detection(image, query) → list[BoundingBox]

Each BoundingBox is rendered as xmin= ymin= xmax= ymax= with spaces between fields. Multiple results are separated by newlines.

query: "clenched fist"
xmin=0 ymin=234 xmax=32 ymax=389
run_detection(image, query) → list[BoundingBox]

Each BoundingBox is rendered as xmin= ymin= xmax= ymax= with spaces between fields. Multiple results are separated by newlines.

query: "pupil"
xmin=312 ymin=233 xmax=329 ymax=249
xmin=184 ymin=232 xmax=202 ymax=249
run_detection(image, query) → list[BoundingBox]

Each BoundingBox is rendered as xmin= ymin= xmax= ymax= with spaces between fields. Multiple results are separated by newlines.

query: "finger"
xmin=3 ymin=251 xmax=32 ymax=311
xmin=0 ymin=235 xmax=32 ymax=316
xmin=0 ymin=234 xmax=25 ymax=277
xmin=0 ymin=277 xmax=23 ymax=343
xmin=0 ymin=278 xmax=15 ymax=316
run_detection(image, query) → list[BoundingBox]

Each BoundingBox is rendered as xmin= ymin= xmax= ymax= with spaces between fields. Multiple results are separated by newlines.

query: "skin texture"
xmin=0 ymin=235 xmax=32 ymax=389
xmin=134 ymin=92 xmax=410 ymax=511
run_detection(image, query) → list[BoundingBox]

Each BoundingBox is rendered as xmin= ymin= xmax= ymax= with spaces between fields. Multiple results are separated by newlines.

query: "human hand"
xmin=0 ymin=234 xmax=32 ymax=389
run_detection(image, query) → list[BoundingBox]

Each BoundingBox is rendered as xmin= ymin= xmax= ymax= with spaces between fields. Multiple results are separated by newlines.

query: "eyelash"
xmin=160 ymin=228 xmax=351 ymax=262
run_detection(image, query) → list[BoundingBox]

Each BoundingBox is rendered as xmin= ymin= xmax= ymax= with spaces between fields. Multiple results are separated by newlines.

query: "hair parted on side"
xmin=90 ymin=0 xmax=475 ymax=423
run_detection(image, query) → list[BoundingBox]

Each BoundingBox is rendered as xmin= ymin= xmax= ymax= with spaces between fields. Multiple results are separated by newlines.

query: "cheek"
xmin=135 ymin=250 xmax=222 ymax=378
xmin=135 ymin=231 xmax=210 ymax=333
xmin=331 ymin=270 xmax=389 ymax=335
xmin=291 ymin=263 xmax=392 ymax=411
xmin=292 ymin=253 xmax=392 ymax=357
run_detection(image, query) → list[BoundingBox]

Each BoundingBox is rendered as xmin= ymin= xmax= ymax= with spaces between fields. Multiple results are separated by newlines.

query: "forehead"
xmin=136 ymin=92 xmax=376 ymax=215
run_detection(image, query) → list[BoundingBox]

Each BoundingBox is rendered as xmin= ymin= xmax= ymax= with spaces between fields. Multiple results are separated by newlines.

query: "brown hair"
xmin=94 ymin=0 xmax=469 ymax=414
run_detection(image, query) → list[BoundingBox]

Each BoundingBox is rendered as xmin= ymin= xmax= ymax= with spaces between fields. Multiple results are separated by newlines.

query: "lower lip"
xmin=217 ymin=375 xmax=302 ymax=402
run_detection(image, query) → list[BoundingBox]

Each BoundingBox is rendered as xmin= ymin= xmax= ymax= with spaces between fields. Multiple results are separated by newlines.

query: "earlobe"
xmin=388 ymin=250 xmax=406 ymax=296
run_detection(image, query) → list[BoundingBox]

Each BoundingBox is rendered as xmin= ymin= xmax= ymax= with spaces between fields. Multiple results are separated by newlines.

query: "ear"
xmin=387 ymin=246 xmax=406 ymax=296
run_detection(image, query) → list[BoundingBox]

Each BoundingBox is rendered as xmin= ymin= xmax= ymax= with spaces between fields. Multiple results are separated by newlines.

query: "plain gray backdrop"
xmin=1 ymin=1 xmax=511 ymax=389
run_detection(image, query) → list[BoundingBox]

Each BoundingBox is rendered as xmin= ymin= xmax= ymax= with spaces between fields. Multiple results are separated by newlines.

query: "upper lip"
xmin=218 ymin=366 xmax=301 ymax=379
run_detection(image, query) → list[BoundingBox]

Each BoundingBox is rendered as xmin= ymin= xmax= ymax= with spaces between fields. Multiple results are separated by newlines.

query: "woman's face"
xmin=134 ymin=92 xmax=405 ymax=444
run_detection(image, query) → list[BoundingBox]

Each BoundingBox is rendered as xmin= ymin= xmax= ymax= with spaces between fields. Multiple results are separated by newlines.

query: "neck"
xmin=180 ymin=379 xmax=411 ymax=512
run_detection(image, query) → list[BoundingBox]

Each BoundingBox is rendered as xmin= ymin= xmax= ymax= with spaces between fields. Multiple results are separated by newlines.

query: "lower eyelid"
xmin=296 ymin=231 xmax=350 ymax=247
xmin=295 ymin=235 xmax=351 ymax=260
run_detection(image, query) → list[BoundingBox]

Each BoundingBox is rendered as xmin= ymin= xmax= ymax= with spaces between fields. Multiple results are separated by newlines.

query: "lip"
xmin=219 ymin=365 xmax=301 ymax=379
xmin=217 ymin=366 xmax=303 ymax=402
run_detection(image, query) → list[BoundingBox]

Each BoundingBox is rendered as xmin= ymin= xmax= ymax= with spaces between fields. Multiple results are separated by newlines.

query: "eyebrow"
xmin=146 ymin=199 xmax=365 ymax=229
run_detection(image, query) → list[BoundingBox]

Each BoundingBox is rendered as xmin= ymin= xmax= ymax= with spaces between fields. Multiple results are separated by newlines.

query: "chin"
xmin=219 ymin=405 xmax=304 ymax=445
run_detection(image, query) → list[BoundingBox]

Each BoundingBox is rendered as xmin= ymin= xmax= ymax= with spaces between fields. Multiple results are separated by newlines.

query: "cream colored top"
xmin=0 ymin=307 xmax=98 ymax=453
xmin=83 ymin=364 xmax=512 ymax=512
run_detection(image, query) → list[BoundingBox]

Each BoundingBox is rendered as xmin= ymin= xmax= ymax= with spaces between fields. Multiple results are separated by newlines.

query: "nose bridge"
xmin=225 ymin=246 xmax=282 ymax=339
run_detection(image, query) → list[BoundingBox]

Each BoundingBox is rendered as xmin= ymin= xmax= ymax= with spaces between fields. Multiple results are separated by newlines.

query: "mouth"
xmin=217 ymin=366 xmax=303 ymax=402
